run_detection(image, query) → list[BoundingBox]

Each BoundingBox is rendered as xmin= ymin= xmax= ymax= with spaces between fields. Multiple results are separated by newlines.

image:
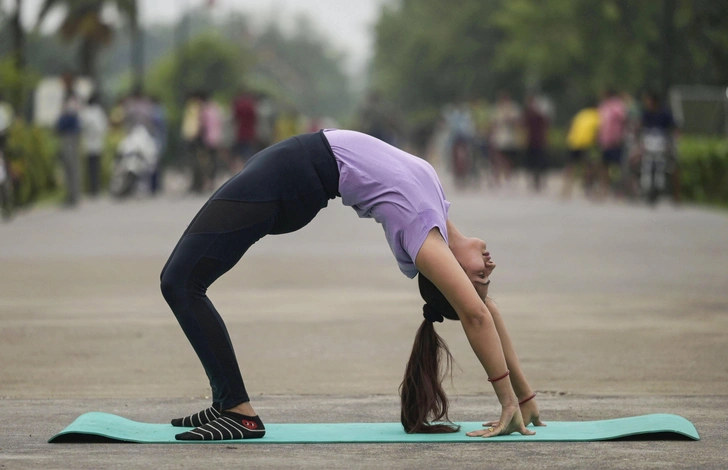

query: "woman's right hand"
xmin=466 ymin=405 xmax=536 ymax=438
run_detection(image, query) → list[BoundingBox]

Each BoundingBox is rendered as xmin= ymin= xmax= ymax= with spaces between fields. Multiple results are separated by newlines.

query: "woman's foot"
xmin=171 ymin=403 xmax=221 ymax=427
xmin=175 ymin=411 xmax=265 ymax=441
xmin=225 ymin=401 xmax=257 ymax=417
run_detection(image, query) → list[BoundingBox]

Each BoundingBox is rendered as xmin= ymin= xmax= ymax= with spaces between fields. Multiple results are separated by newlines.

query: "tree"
xmin=36 ymin=0 xmax=138 ymax=82
xmin=0 ymin=0 xmax=28 ymax=111
xmin=371 ymin=0 xmax=519 ymax=129
xmin=249 ymin=17 xmax=352 ymax=119
xmin=10 ymin=0 xmax=25 ymax=70
xmin=491 ymin=0 xmax=661 ymax=99
xmin=371 ymin=0 xmax=728 ymax=126
xmin=146 ymin=33 xmax=249 ymax=120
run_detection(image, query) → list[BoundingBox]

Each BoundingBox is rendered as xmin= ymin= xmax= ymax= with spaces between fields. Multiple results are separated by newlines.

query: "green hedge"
xmin=5 ymin=121 xmax=58 ymax=206
xmin=678 ymin=137 xmax=728 ymax=206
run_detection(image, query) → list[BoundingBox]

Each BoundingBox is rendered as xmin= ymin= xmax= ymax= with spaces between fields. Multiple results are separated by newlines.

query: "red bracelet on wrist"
xmin=487 ymin=370 xmax=510 ymax=383
xmin=518 ymin=393 xmax=537 ymax=405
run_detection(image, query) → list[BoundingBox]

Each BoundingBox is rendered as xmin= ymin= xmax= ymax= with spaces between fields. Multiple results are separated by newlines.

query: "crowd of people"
xmin=562 ymin=90 xmax=679 ymax=202
xmin=433 ymin=89 xmax=679 ymax=203
xmin=434 ymin=91 xmax=554 ymax=192
xmin=2 ymin=76 xmax=681 ymax=214
xmin=53 ymin=78 xmax=168 ymax=206
xmin=48 ymin=82 xmax=342 ymax=203
xmin=180 ymin=91 xmax=337 ymax=193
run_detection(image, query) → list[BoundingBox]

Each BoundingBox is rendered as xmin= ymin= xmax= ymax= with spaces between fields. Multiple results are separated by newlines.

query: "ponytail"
xmin=399 ymin=317 xmax=460 ymax=434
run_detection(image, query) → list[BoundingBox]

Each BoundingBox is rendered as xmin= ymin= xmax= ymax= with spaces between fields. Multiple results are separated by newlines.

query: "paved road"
xmin=1 ymin=176 xmax=727 ymax=468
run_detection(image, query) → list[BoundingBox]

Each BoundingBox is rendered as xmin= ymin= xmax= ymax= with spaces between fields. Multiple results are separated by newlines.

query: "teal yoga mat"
xmin=49 ymin=412 xmax=699 ymax=443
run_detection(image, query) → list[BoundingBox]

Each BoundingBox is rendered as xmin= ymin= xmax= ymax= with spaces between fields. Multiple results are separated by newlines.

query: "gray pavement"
xmin=2 ymin=396 xmax=727 ymax=469
xmin=1 ymin=175 xmax=727 ymax=468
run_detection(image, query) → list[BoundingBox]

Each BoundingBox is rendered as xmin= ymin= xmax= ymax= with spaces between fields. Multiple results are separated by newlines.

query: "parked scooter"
xmin=639 ymin=128 xmax=670 ymax=205
xmin=109 ymin=125 xmax=159 ymax=198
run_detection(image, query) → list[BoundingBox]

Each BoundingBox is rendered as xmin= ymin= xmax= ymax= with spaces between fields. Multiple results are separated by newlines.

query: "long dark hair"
xmin=399 ymin=274 xmax=461 ymax=433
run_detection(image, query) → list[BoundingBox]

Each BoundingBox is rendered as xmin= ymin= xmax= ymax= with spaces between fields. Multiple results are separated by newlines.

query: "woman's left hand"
xmin=519 ymin=398 xmax=546 ymax=428
xmin=467 ymin=404 xmax=534 ymax=438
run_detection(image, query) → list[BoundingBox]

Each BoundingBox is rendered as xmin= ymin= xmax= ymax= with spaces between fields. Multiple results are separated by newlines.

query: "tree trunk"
xmin=79 ymin=38 xmax=98 ymax=82
xmin=131 ymin=24 xmax=145 ymax=93
xmin=10 ymin=0 xmax=26 ymax=111
xmin=11 ymin=0 xmax=25 ymax=69
xmin=661 ymin=0 xmax=677 ymax=99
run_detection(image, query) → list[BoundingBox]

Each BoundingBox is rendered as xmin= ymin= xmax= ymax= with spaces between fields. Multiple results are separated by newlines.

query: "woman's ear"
xmin=415 ymin=229 xmax=484 ymax=321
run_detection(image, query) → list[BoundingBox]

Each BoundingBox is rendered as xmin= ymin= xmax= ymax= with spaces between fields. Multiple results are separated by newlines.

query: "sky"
xmin=2 ymin=0 xmax=391 ymax=73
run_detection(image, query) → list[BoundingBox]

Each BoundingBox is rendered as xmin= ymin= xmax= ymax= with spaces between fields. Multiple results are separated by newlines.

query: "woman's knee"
xmin=160 ymin=266 xmax=186 ymax=306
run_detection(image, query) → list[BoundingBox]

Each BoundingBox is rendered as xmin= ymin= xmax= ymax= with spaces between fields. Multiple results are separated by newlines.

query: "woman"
xmin=160 ymin=129 xmax=544 ymax=441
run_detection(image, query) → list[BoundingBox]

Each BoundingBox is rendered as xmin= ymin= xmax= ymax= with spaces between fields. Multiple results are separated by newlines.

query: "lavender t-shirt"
xmin=323 ymin=129 xmax=450 ymax=278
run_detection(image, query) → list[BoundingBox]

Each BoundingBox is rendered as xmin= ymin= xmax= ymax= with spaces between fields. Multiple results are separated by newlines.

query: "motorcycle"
xmin=109 ymin=125 xmax=159 ymax=199
xmin=639 ymin=129 xmax=670 ymax=205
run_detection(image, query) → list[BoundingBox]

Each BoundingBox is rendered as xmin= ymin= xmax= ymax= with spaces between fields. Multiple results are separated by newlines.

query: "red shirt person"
xmin=232 ymin=93 xmax=258 ymax=162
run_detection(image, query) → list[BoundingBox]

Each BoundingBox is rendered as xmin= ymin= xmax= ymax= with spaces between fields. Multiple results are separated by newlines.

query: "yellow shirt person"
xmin=567 ymin=108 xmax=600 ymax=150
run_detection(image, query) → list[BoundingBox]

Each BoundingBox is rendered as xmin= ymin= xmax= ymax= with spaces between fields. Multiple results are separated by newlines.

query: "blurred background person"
xmin=124 ymin=87 xmax=153 ymax=132
xmin=444 ymin=102 xmax=476 ymax=188
xmin=254 ymin=93 xmax=276 ymax=153
xmin=489 ymin=91 xmax=521 ymax=187
xmin=470 ymin=97 xmax=492 ymax=186
xmin=0 ymin=92 xmax=12 ymax=143
xmin=232 ymin=90 xmax=257 ymax=172
xmin=149 ymin=96 xmax=168 ymax=195
xmin=109 ymin=97 xmax=127 ymax=133
xmin=523 ymin=94 xmax=549 ymax=192
xmin=200 ymin=92 xmax=225 ymax=191
xmin=620 ymin=91 xmax=642 ymax=198
xmin=637 ymin=90 xmax=681 ymax=203
xmin=0 ymin=92 xmax=14 ymax=219
xmin=79 ymin=93 xmax=108 ymax=198
xmin=274 ymin=105 xmax=301 ymax=144
xmin=181 ymin=92 xmax=204 ymax=193
xmin=561 ymin=99 xmax=600 ymax=199
xmin=55 ymin=76 xmax=82 ymax=207
xmin=597 ymin=89 xmax=627 ymax=198
xmin=200 ymin=92 xmax=224 ymax=192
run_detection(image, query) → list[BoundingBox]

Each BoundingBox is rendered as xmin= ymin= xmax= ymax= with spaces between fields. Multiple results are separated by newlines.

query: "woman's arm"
xmin=484 ymin=297 xmax=533 ymax=401
xmin=485 ymin=295 xmax=544 ymax=427
xmin=415 ymin=229 xmax=533 ymax=437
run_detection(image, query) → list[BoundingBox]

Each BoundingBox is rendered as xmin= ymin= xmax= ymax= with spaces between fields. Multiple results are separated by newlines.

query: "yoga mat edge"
xmin=48 ymin=412 xmax=699 ymax=444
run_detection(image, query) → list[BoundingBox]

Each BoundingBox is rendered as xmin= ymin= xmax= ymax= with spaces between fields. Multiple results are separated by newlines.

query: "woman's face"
xmin=451 ymin=237 xmax=494 ymax=300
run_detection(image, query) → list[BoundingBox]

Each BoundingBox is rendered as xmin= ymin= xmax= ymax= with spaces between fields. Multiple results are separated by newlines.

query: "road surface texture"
xmin=1 ymin=174 xmax=727 ymax=469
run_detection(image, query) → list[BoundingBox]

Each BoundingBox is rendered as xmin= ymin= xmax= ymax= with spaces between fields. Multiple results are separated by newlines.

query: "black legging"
xmin=160 ymin=131 xmax=340 ymax=409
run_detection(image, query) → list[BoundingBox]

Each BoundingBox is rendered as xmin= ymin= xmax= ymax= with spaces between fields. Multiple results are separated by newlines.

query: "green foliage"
xmin=37 ymin=0 xmax=139 ymax=77
xmin=0 ymin=57 xmax=39 ymax=111
xmin=145 ymin=32 xmax=249 ymax=121
xmin=5 ymin=121 xmax=59 ymax=206
xmin=3 ymin=7 xmax=353 ymax=121
xmin=250 ymin=18 xmax=352 ymax=119
xmin=678 ymin=137 xmax=728 ymax=205
xmin=492 ymin=0 xmax=662 ymax=98
xmin=373 ymin=0 xmax=508 ymax=118
xmin=372 ymin=0 xmax=728 ymax=127
xmin=143 ymin=32 xmax=250 ymax=165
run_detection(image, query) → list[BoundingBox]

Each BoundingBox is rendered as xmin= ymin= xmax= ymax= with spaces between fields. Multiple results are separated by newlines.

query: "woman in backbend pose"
xmin=160 ymin=129 xmax=544 ymax=441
